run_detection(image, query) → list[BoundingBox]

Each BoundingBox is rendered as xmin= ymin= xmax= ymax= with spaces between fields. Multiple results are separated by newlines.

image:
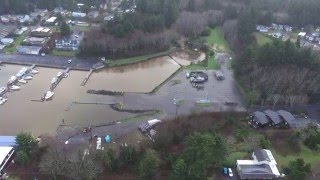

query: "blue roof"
xmin=105 ymin=135 xmax=111 ymax=143
xmin=0 ymin=136 xmax=16 ymax=147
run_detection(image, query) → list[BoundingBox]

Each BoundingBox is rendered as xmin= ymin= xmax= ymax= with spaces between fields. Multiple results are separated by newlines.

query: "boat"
xmin=0 ymin=97 xmax=7 ymax=105
xmin=0 ymin=87 xmax=6 ymax=93
xmin=30 ymin=69 xmax=39 ymax=74
xmin=22 ymin=76 xmax=32 ymax=80
xmin=8 ymin=76 xmax=17 ymax=84
xmin=63 ymin=73 xmax=69 ymax=78
xmin=57 ymin=72 xmax=63 ymax=77
xmin=45 ymin=91 xmax=54 ymax=100
xmin=10 ymin=85 xmax=20 ymax=90
xmin=51 ymin=77 xmax=57 ymax=84
xmin=18 ymin=79 xmax=27 ymax=84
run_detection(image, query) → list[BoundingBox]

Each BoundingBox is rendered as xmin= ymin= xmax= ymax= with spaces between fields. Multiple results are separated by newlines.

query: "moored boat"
xmin=18 ymin=79 xmax=27 ymax=84
xmin=0 ymin=97 xmax=7 ymax=105
xmin=31 ymin=69 xmax=39 ymax=74
xmin=22 ymin=76 xmax=32 ymax=80
xmin=45 ymin=91 xmax=54 ymax=100
xmin=10 ymin=85 xmax=20 ymax=90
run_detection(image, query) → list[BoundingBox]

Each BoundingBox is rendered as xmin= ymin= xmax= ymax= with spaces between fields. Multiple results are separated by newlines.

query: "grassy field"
xmin=52 ymin=49 xmax=76 ymax=57
xmin=254 ymin=32 xmax=272 ymax=46
xmin=274 ymin=145 xmax=320 ymax=168
xmin=205 ymin=27 xmax=230 ymax=52
xmin=186 ymin=54 xmax=218 ymax=70
xmin=4 ymin=34 xmax=25 ymax=54
xmin=107 ymin=48 xmax=175 ymax=67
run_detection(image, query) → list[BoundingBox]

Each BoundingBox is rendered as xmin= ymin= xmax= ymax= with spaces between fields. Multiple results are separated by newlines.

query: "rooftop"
xmin=277 ymin=110 xmax=295 ymax=125
xmin=253 ymin=111 xmax=270 ymax=125
xmin=0 ymin=136 xmax=16 ymax=147
xmin=264 ymin=110 xmax=282 ymax=125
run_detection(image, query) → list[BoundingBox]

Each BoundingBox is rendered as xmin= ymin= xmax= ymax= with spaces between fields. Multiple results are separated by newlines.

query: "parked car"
xmin=215 ymin=71 xmax=225 ymax=80
xmin=228 ymin=168 xmax=233 ymax=177
xmin=223 ymin=167 xmax=228 ymax=176
xmin=68 ymin=59 xmax=72 ymax=64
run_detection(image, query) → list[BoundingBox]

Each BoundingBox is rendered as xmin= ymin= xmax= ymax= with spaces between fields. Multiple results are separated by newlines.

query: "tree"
xmin=245 ymin=91 xmax=259 ymax=113
xmin=16 ymin=132 xmax=38 ymax=156
xmin=182 ymin=133 xmax=227 ymax=179
xmin=16 ymin=150 xmax=28 ymax=165
xmin=138 ymin=149 xmax=159 ymax=179
xmin=119 ymin=144 xmax=138 ymax=166
xmin=170 ymin=158 xmax=189 ymax=180
xmin=286 ymin=158 xmax=311 ymax=180
xmin=95 ymin=149 xmax=119 ymax=171
xmin=259 ymin=137 xmax=271 ymax=149
xmin=60 ymin=21 xmax=70 ymax=37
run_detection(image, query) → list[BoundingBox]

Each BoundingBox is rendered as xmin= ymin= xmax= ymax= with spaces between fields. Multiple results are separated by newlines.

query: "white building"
xmin=236 ymin=149 xmax=281 ymax=179
xmin=72 ymin=12 xmax=87 ymax=18
xmin=0 ymin=146 xmax=15 ymax=176
xmin=46 ymin=17 xmax=57 ymax=24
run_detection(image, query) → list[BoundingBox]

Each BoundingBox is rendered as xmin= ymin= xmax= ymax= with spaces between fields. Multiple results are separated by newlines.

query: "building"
xmin=0 ymin=38 xmax=14 ymax=45
xmin=14 ymin=27 xmax=28 ymax=35
xmin=72 ymin=12 xmax=87 ymax=18
xmin=264 ymin=110 xmax=283 ymax=127
xmin=17 ymin=46 xmax=43 ymax=55
xmin=55 ymin=39 xmax=79 ymax=51
xmin=0 ymin=136 xmax=16 ymax=147
xmin=17 ymin=15 xmax=30 ymax=23
xmin=298 ymin=32 xmax=307 ymax=37
xmin=45 ymin=17 xmax=57 ymax=24
xmin=284 ymin=25 xmax=293 ymax=32
xmin=277 ymin=110 xmax=295 ymax=127
xmin=236 ymin=149 xmax=281 ymax=179
xmin=0 ymin=146 xmax=15 ymax=176
xmin=88 ymin=11 xmax=99 ymax=19
xmin=30 ymin=27 xmax=52 ymax=37
xmin=104 ymin=15 xmax=114 ymax=21
xmin=249 ymin=111 xmax=271 ymax=128
xmin=23 ymin=37 xmax=48 ymax=46
xmin=256 ymin=25 xmax=270 ymax=33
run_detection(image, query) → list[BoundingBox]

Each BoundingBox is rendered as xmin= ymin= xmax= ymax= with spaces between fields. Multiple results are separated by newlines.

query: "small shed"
xmin=252 ymin=111 xmax=270 ymax=126
xmin=264 ymin=110 xmax=283 ymax=125
xmin=277 ymin=110 xmax=295 ymax=126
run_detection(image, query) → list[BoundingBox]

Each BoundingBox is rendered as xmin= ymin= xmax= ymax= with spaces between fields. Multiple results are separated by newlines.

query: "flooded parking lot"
xmin=0 ymin=57 xmax=181 ymax=136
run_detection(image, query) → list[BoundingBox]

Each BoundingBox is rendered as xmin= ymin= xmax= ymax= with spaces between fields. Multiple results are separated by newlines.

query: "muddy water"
xmin=86 ymin=56 xmax=180 ymax=92
xmin=0 ymin=57 xmax=180 ymax=136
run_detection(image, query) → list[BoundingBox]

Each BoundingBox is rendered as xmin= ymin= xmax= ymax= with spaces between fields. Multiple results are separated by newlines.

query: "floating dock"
xmin=81 ymin=69 xmax=93 ymax=86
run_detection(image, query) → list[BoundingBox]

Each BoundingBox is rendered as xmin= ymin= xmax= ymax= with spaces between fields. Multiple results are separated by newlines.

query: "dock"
xmin=81 ymin=68 xmax=93 ymax=86
xmin=42 ymin=68 xmax=70 ymax=101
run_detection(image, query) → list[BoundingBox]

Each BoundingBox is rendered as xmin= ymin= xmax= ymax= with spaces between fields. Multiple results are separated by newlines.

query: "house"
xmin=249 ymin=111 xmax=271 ymax=128
xmin=284 ymin=25 xmax=293 ymax=32
xmin=0 ymin=16 xmax=9 ymax=23
xmin=104 ymin=15 xmax=114 ymax=21
xmin=14 ymin=27 xmax=28 ymax=35
xmin=88 ymin=11 xmax=99 ymax=19
xmin=236 ymin=149 xmax=281 ymax=179
xmin=0 ymin=146 xmax=15 ymax=176
xmin=0 ymin=38 xmax=14 ymax=45
xmin=256 ymin=25 xmax=270 ymax=33
xmin=23 ymin=37 xmax=48 ymax=46
xmin=17 ymin=15 xmax=30 ymax=23
xmin=45 ymin=17 xmax=57 ymax=24
xmin=30 ymin=27 xmax=52 ymax=37
xmin=272 ymin=32 xmax=282 ymax=39
xmin=264 ymin=110 xmax=283 ymax=127
xmin=72 ymin=12 xmax=87 ymax=18
xmin=75 ymin=21 xmax=89 ymax=27
xmin=272 ymin=23 xmax=284 ymax=31
xmin=298 ymin=32 xmax=307 ymax=37
xmin=17 ymin=46 xmax=43 ymax=55
xmin=55 ymin=39 xmax=79 ymax=51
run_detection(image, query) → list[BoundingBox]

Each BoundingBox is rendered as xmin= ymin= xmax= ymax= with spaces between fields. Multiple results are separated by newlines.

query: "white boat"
xmin=0 ymin=87 xmax=6 ymax=94
xmin=22 ymin=76 xmax=32 ymax=80
xmin=8 ymin=76 xmax=17 ymax=84
xmin=63 ymin=73 xmax=69 ymax=78
xmin=57 ymin=72 xmax=63 ymax=77
xmin=18 ymin=79 xmax=27 ymax=84
xmin=45 ymin=91 xmax=54 ymax=100
xmin=31 ymin=69 xmax=39 ymax=74
xmin=51 ymin=77 xmax=57 ymax=84
xmin=0 ymin=97 xmax=7 ymax=105
xmin=10 ymin=85 xmax=20 ymax=90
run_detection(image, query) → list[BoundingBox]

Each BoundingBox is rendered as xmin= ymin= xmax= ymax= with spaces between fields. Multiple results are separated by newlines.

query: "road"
xmin=0 ymin=54 xmax=100 ymax=70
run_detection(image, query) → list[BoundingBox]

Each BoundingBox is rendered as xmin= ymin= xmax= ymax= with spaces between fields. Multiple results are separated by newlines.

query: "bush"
xmin=259 ymin=137 xmax=271 ymax=149
xmin=201 ymin=26 xmax=211 ymax=36
xmin=138 ymin=149 xmax=159 ymax=179
xmin=119 ymin=145 xmax=138 ymax=166
xmin=285 ymin=158 xmax=311 ymax=180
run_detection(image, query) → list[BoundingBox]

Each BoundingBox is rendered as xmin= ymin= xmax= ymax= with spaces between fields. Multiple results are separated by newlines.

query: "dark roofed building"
xmin=277 ymin=110 xmax=295 ymax=126
xmin=264 ymin=110 xmax=283 ymax=125
xmin=250 ymin=111 xmax=271 ymax=128
xmin=237 ymin=164 xmax=277 ymax=179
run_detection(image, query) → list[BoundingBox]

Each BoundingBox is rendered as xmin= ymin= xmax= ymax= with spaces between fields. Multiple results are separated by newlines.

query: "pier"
xmin=81 ymin=69 xmax=93 ymax=86
xmin=42 ymin=68 xmax=70 ymax=101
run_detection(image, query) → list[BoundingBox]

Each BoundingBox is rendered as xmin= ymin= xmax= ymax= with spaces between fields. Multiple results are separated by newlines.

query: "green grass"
xmin=52 ymin=49 xmax=76 ymax=57
xmin=207 ymin=55 xmax=219 ymax=69
xmin=107 ymin=48 xmax=175 ymax=67
xmin=205 ymin=27 xmax=230 ymax=52
xmin=254 ymin=32 xmax=272 ymax=46
xmin=186 ymin=54 xmax=218 ymax=70
xmin=4 ymin=34 xmax=25 ymax=54
xmin=224 ymin=151 xmax=248 ymax=167
xmin=274 ymin=145 xmax=320 ymax=168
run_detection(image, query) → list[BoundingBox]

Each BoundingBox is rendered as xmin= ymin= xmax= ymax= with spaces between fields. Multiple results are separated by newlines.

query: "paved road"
xmin=0 ymin=54 xmax=100 ymax=70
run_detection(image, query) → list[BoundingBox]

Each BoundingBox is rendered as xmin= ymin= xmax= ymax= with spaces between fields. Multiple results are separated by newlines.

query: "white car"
xmin=228 ymin=168 xmax=233 ymax=177
xmin=68 ymin=59 xmax=72 ymax=64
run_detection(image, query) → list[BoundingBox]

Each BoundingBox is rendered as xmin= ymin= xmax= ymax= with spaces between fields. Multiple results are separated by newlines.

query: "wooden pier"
xmin=81 ymin=68 xmax=93 ymax=86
